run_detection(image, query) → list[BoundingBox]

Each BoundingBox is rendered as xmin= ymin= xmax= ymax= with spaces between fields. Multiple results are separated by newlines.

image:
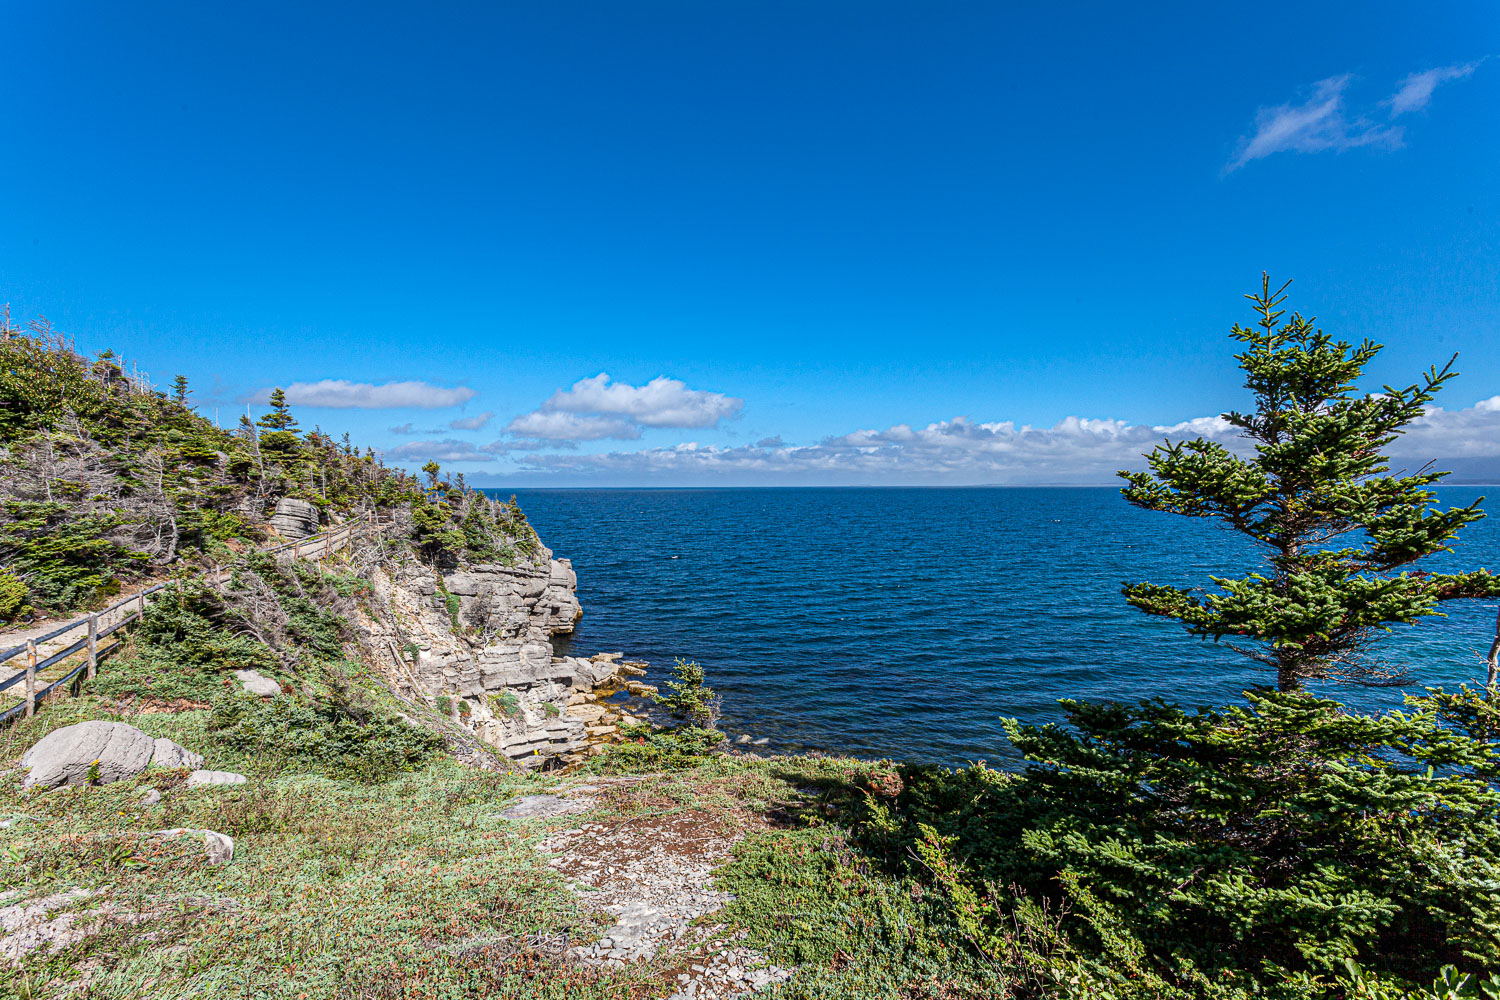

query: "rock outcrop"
xmin=20 ymin=722 xmax=203 ymax=789
xmin=269 ymin=497 xmax=320 ymax=539
xmin=355 ymin=538 xmax=651 ymax=769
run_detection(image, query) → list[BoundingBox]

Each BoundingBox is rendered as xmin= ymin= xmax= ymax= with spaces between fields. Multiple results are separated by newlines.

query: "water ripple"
xmin=506 ymin=487 xmax=1500 ymax=765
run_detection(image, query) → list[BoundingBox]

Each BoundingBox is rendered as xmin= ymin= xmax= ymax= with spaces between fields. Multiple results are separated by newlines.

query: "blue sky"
xmin=3 ymin=1 xmax=1498 ymax=485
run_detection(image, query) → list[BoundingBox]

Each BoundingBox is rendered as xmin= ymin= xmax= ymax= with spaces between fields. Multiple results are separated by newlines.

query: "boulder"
xmin=149 ymin=738 xmax=204 ymax=770
xmin=186 ymin=770 xmax=246 ymax=787
xmin=233 ymin=669 xmax=282 ymax=697
xmin=569 ymin=656 xmax=620 ymax=689
xmin=441 ymin=572 xmax=485 ymax=597
xmin=21 ymin=722 xmax=200 ymax=790
xmin=269 ymin=497 xmax=320 ymax=540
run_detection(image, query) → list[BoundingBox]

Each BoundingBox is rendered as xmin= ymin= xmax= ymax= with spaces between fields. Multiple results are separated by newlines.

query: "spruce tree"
xmin=255 ymin=387 xmax=303 ymax=473
xmin=1120 ymin=276 xmax=1500 ymax=691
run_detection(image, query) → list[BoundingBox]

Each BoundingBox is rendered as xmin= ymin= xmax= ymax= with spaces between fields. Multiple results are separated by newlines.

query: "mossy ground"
xmin=0 ymin=694 xmax=991 ymax=1000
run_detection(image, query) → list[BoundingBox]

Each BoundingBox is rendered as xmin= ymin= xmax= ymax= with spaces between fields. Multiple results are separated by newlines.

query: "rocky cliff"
xmin=354 ymin=539 xmax=653 ymax=768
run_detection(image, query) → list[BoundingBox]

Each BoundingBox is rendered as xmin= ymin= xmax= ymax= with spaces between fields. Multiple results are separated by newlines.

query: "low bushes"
xmin=844 ymin=690 xmax=1500 ymax=997
xmin=208 ymin=693 xmax=443 ymax=781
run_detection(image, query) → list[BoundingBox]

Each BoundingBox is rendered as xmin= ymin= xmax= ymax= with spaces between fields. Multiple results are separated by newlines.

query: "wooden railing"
xmin=0 ymin=515 xmax=382 ymax=725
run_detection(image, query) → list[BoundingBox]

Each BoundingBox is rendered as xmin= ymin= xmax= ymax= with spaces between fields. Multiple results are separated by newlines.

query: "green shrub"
xmin=444 ymin=592 xmax=461 ymax=629
xmin=0 ymin=570 xmax=28 ymax=624
xmin=543 ymin=701 xmax=560 ymax=718
xmin=592 ymin=724 xmax=725 ymax=773
xmin=0 ymin=500 xmax=143 ymax=612
xmin=717 ymin=825 xmax=1015 ymax=999
xmin=488 ymin=690 xmax=520 ymax=718
xmin=200 ymin=509 xmax=252 ymax=542
xmin=435 ymin=694 xmax=453 ymax=716
xmin=89 ymin=585 xmax=278 ymax=702
xmin=654 ymin=658 xmax=720 ymax=730
xmin=208 ymin=694 xmax=443 ymax=781
xmin=864 ymin=691 xmax=1500 ymax=993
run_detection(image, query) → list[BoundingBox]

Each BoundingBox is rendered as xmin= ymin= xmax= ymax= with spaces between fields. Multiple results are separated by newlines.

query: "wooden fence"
xmin=0 ymin=516 xmax=378 ymax=725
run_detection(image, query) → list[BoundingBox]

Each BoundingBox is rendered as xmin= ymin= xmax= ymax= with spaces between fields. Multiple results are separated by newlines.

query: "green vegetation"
xmin=208 ymin=693 xmax=443 ymax=782
xmin=0 ymin=318 xmax=549 ymax=625
xmin=653 ymin=657 xmax=721 ymax=730
xmin=0 ymin=701 xmax=644 ymax=1000
xmin=0 ymin=319 xmax=422 ymax=620
xmin=8 ymin=283 xmax=1500 ymax=998
xmin=489 ymin=690 xmax=521 ymax=718
xmin=1121 ymin=276 xmax=1500 ymax=690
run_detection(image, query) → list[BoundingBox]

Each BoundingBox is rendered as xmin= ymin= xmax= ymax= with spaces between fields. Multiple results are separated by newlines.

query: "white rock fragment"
xmin=152 ymin=828 xmax=234 ymax=865
xmin=233 ymin=669 xmax=283 ymax=697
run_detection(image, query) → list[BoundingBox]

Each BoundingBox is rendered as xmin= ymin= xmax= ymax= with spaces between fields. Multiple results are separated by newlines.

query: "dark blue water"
xmin=498 ymin=487 xmax=1500 ymax=765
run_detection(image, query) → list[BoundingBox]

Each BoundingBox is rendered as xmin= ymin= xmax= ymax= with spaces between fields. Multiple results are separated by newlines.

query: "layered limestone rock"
xmin=269 ymin=497 xmax=320 ymax=539
xmin=356 ymin=540 xmax=642 ymax=768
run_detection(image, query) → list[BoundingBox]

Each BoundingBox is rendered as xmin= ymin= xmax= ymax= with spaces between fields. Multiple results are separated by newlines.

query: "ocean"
xmin=501 ymin=486 xmax=1500 ymax=765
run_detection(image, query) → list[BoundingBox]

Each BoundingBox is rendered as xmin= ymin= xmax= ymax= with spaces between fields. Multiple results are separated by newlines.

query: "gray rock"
xmin=152 ymin=828 xmax=234 ymax=865
xmin=442 ymin=572 xmax=484 ymax=597
xmin=0 ymin=888 xmax=95 ymax=965
xmin=233 ymin=669 xmax=282 ymax=698
xmin=269 ymin=497 xmax=320 ymax=540
xmin=150 ymin=738 xmax=204 ymax=770
xmin=186 ymin=770 xmax=246 ymax=787
xmin=568 ymin=656 xmax=619 ymax=689
xmin=138 ymin=789 xmax=161 ymax=807
xmin=21 ymin=721 xmax=155 ymax=789
xmin=496 ymin=794 xmax=594 ymax=820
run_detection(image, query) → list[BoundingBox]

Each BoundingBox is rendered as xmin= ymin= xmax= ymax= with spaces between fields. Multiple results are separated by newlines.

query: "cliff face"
xmin=355 ymin=540 xmax=650 ymax=768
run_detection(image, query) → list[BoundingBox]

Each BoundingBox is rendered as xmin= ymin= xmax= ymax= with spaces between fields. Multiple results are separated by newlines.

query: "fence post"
xmin=24 ymin=640 xmax=36 ymax=717
xmin=87 ymin=614 xmax=99 ymax=679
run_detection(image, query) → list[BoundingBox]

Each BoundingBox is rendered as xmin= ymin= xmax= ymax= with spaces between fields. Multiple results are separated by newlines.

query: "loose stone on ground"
xmin=538 ymin=782 xmax=791 ymax=999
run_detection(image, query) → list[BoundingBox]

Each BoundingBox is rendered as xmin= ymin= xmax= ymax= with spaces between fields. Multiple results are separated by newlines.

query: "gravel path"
xmin=538 ymin=784 xmax=791 ymax=999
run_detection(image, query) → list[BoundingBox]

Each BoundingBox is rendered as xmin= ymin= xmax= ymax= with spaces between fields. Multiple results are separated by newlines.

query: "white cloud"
xmin=506 ymin=410 xmax=642 ymax=441
xmin=503 ymin=373 xmax=743 ymax=442
xmin=244 ymin=379 xmax=477 ymax=409
xmin=389 ymin=422 xmax=416 ymax=435
xmin=1395 ymin=395 xmax=1500 ymax=458
xmin=1226 ymin=75 xmax=1401 ymax=173
xmin=449 ymin=410 xmax=495 ymax=431
xmin=543 ymin=373 xmax=743 ymax=428
xmin=503 ymin=398 xmax=1500 ymax=485
xmin=1385 ymin=61 xmax=1484 ymax=116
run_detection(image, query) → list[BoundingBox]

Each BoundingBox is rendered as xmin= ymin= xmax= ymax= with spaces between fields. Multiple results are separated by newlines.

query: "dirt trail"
xmin=535 ymin=778 xmax=791 ymax=999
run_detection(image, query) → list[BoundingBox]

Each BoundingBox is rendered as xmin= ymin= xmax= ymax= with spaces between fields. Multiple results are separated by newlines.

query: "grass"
xmin=0 ymin=698 xmax=641 ymax=999
xmin=1 ymin=687 xmax=1016 ymax=1000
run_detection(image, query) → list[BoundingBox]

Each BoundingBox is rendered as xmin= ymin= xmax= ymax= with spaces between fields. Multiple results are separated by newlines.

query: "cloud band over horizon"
xmin=383 ymin=395 xmax=1500 ymax=486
